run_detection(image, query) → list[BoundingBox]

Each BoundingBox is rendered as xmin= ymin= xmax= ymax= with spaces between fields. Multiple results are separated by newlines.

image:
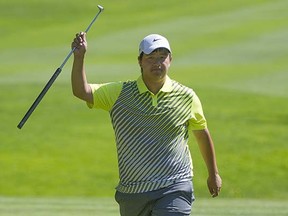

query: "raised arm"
xmin=193 ymin=128 xmax=222 ymax=197
xmin=71 ymin=32 xmax=93 ymax=104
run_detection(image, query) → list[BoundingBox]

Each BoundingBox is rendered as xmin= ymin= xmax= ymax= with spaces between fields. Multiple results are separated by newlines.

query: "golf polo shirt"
xmin=88 ymin=76 xmax=207 ymax=193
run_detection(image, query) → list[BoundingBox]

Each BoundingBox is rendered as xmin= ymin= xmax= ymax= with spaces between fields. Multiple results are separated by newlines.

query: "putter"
xmin=17 ymin=5 xmax=104 ymax=129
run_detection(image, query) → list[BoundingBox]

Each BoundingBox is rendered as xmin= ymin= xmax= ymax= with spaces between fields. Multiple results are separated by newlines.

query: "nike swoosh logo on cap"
xmin=153 ymin=38 xmax=161 ymax=42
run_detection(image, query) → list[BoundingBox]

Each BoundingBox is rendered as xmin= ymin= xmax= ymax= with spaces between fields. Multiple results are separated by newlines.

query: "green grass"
xmin=0 ymin=197 xmax=287 ymax=216
xmin=0 ymin=0 xmax=287 ymax=202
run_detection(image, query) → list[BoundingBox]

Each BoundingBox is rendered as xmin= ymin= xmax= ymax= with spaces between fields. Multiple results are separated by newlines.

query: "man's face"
xmin=139 ymin=48 xmax=172 ymax=80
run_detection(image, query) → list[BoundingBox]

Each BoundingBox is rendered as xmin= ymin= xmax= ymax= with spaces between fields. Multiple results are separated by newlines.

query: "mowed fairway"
xmin=0 ymin=197 xmax=287 ymax=216
xmin=0 ymin=0 xmax=287 ymax=215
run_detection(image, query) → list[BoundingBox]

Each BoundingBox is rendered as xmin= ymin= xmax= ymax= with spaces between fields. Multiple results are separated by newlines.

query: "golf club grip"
xmin=17 ymin=67 xmax=62 ymax=129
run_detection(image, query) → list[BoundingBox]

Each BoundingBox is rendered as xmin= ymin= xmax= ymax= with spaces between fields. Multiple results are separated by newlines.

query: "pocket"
xmin=115 ymin=191 xmax=122 ymax=204
xmin=181 ymin=180 xmax=195 ymax=204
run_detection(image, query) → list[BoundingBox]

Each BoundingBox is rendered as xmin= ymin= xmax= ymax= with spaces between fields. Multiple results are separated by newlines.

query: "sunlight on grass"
xmin=0 ymin=0 xmax=287 ymax=200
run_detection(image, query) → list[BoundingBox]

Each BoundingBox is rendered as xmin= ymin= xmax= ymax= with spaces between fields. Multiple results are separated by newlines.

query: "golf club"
xmin=17 ymin=5 xmax=104 ymax=129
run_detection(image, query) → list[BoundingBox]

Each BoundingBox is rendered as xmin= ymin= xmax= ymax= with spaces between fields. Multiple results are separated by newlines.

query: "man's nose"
xmin=155 ymin=58 xmax=162 ymax=65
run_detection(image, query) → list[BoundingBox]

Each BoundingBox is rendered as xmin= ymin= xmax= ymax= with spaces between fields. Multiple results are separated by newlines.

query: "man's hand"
xmin=72 ymin=32 xmax=87 ymax=57
xmin=207 ymin=173 xmax=222 ymax=197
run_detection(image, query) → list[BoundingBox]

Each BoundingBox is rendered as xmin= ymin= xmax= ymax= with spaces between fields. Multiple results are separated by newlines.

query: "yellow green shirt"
xmin=88 ymin=76 xmax=207 ymax=193
xmin=89 ymin=76 xmax=207 ymax=131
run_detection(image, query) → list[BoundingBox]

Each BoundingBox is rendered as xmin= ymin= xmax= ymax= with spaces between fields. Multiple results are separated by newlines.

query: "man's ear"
xmin=167 ymin=54 xmax=172 ymax=67
xmin=138 ymin=56 xmax=142 ymax=67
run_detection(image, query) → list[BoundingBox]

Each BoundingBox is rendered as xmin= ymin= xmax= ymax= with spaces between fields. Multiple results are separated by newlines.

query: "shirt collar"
xmin=137 ymin=75 xmax=173 ymax=94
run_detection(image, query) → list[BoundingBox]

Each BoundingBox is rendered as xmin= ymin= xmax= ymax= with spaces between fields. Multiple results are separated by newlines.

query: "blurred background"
xmin=0 ymin=0 xmax=287 ymax=202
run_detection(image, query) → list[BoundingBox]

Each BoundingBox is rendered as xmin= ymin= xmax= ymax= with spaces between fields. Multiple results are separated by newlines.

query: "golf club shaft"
xmin=17 ymin=5 xmax=104 ymax=129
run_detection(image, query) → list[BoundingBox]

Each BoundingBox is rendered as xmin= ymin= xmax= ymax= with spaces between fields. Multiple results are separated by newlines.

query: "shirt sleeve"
xmin=87 ymin=82 xmax=123 ymax=111
xmin=188 ymin=93 xmax=207 ymax=130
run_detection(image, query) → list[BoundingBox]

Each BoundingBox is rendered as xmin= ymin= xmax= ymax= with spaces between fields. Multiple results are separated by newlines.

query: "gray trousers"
xmin=115 ymin=180 xmax=195 ymax=216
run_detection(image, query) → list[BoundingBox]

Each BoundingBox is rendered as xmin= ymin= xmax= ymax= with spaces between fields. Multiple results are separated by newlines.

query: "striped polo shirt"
xmin=88 ymin=76 xmax=207 ymax=193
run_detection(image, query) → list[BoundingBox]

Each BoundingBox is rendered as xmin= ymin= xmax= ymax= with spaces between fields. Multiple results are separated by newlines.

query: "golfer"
xmin=71 ymin=32 xmax=222 ymax=215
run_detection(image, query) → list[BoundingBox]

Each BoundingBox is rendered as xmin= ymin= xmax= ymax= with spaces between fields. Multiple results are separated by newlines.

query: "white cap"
xmin=139 ymin=34 xmax=171 ymax=55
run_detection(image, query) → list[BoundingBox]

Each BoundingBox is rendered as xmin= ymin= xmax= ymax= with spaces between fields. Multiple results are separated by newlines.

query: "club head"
xmin=98 ymin=5 xmax=104 ymax=11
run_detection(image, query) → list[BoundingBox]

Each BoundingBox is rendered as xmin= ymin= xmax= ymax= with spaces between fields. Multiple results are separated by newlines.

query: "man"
xmin=71 ymin=33 xmax=222 ymax=215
